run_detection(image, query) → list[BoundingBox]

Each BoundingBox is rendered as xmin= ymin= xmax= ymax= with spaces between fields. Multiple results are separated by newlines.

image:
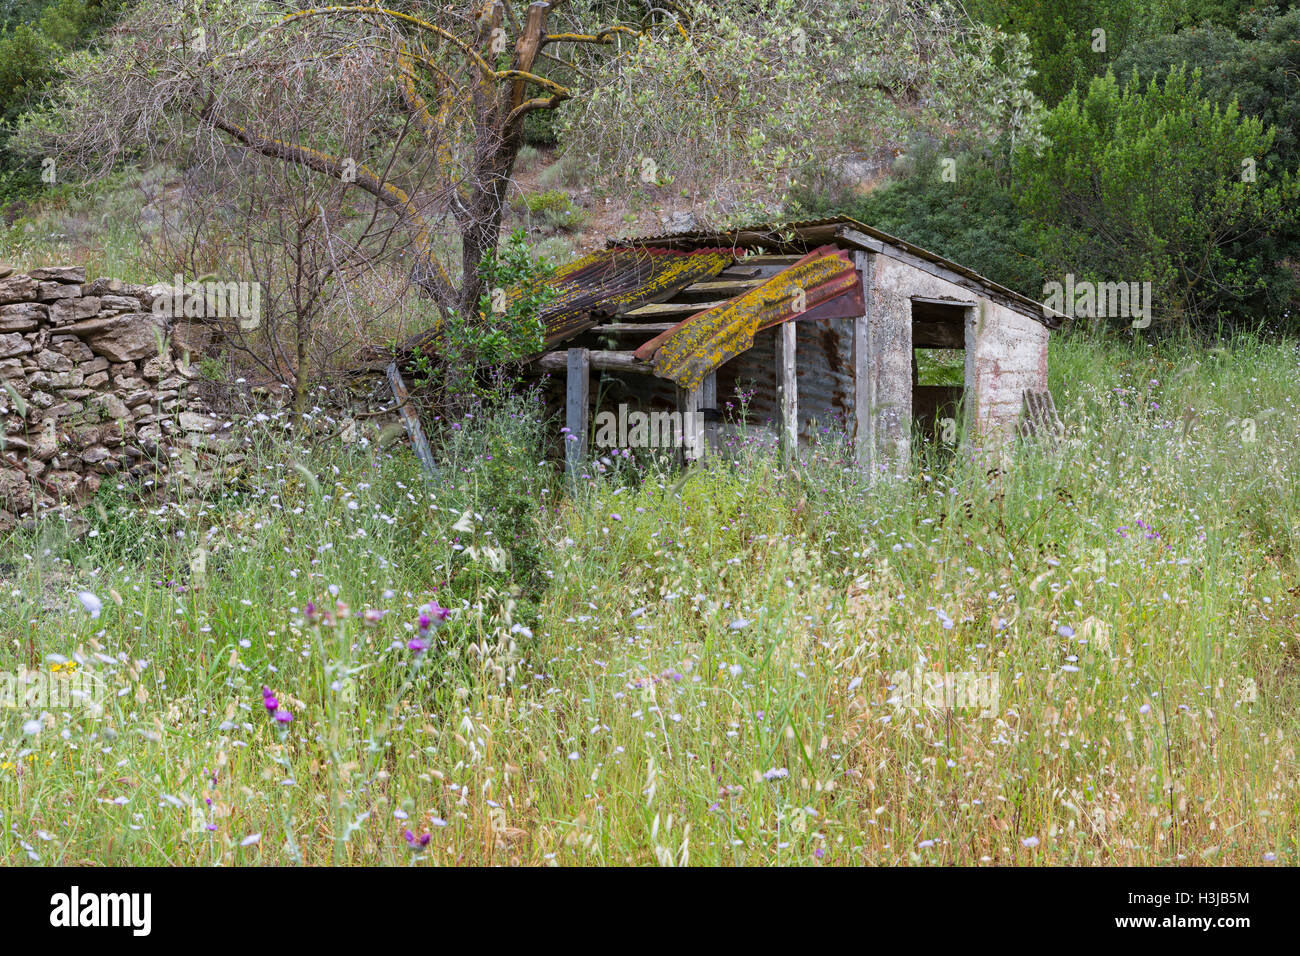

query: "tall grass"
xmin=0 ymin=334 xmax=1296 ymax=865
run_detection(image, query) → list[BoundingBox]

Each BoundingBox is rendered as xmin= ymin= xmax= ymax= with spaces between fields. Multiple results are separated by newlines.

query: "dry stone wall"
xmin=0 ymin=266 xmax=221 ymax=530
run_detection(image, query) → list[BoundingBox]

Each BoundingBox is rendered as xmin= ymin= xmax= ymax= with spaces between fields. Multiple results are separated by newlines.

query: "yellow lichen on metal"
xmin=649 ymin=252 xmax=856 ymax=391
xmin=599 ymin=250 xmax=732 ymax=314
xmin=495 ymin=247 xmax=732 ymax=338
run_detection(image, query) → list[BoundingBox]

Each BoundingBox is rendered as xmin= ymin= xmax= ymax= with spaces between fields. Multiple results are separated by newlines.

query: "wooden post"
xmin=852 ymin=251 xmax=875 ymax=472
xmin=777 ymin=321 xmax=797 ymax=461
xmin=683 ymin=382 xmax=705 ymax=461
xmin=701 ymin=372 xmax=718 ymax=457
xmin=385 ymin=362 xmax=439 ymax=480
xmin=565 ymin=347 xmax=589 ymax=475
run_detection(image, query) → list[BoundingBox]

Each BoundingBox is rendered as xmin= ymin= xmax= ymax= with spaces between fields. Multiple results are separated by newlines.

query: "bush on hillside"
xmin=792 ymin=143 xmax=1045 ymax=298
xmin=0 ymin=0 xmax=123 ymax=202
xmin=1017 ymin=66 xmax=1300 ymax=333
xmin=1113 ymin=6 xmax=1300 ymax=173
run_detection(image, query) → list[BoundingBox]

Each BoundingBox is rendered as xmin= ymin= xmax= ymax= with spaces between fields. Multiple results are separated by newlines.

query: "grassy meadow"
xmin=1 ymin=330 xmax=1297 ymax=866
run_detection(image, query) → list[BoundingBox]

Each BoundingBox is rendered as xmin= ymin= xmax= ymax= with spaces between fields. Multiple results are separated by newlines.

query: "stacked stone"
xmin=0 ymin=266 xmax=219 ymax=528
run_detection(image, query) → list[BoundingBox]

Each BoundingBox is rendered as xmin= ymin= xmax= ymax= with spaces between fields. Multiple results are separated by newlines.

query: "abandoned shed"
xmin=522 ymin=216 xmax=1061 ymax=470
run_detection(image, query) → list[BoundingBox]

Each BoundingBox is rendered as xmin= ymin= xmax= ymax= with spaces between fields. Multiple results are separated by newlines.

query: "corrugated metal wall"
xmin=543 ymin=315 xmax=856 ymax=456
xmin=717 ymin=318 xmax=855 ymax=441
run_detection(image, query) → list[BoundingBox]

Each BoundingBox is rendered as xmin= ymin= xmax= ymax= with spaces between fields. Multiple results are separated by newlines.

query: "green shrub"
xmin=1113 ymin=7 xmax=1300 ymax=172
xmin=515 ymin=189 xmax=571 ymax=215
xmin=522 ymin=107 xmax=559 ymax=147
xmin=512 ymin=188 xmax=585 ymax=233
xmin=792 ymin=143 xmax=1045 ymax=298
xmin=0 ymin=23 xmax=56 ymax=113
xmin=967 ymin=0 xmax=1178 ymax=105
xmin=0 ymin=0 xmax=124 ymax=202
xmin=1017 ymin=66 xmax=1300 ymax=332
xmin=409 ymin=229 xmax=555 ymax=403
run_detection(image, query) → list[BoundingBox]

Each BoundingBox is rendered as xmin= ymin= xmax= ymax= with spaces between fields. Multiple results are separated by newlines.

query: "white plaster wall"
xmin=967 ymin=300 xmax=1050 ymax=437
xmin=868 ymin=253 xmax=1050 ymax=457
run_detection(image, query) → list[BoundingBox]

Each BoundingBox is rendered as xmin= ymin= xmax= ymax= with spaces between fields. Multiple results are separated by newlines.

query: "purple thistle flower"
xmin=403 ymin=829 xmax=431 ymax=848
xmin=408 ymin=637 xmax=429 ymax=654
xmin=263 ymin=687 xmax=289 ymax=720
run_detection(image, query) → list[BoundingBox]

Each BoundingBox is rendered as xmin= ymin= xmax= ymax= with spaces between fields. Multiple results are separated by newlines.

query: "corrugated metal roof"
xmin=609 ymin=215 xmax=1058 ymax=328
xmin=635 ymin=246 xmax=858 ymax=391
xmin=400 ymin=247 xmax=734 ymax=360
xmin=536 ymin=246 xmax=732 ymax=347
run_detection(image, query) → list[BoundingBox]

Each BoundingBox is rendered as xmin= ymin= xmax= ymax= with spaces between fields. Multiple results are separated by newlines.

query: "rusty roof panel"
xmin=404 ymin=248 xmax=732 ymax=362
xmin=634 ymin=246 xmax=858 ymax=391
xmin=610 ymin=215 xmax=1056 ymax=328
xmin=533 ymin=247 xmax=733 ymax=344
xmin=781 ymin=279 xmax=865 ymax=326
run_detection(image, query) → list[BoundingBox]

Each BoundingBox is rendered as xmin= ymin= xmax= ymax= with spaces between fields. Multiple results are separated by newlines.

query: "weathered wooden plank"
xmin=674 ymin=276 xmax=768 ymax=300
xmin=701 ymin=372 xmax=718 ymax=457
xmin=385 ymin=362 xmax=439 ymax=480
xmin=623 ymin=299 xmax=730 ymax=318
xmin=778 ymin=321 xmax=797 ymax=461
xmin=588 ymin=322 xmax=679 ymax=334
xmin=537 ymin=349 xmax=650 ymax=374
xmin=565 ymin=348 xmax=590 ymax=473
xmin=716 ymin=266 xmax=762 ymax=279
xmin=852 ymin=251 xmax=874 ymax=471
xmin=682 ymin=382 xmax=705 ymax=461
xmin=736 ymin=253 xmax=805 ymax=264
xmin=716 ymin=264 xmax=786 ymax=280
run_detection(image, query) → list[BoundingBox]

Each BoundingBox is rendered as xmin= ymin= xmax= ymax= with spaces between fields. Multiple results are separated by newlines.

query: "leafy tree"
xmin=1017 ymin=66 xmax=1299 ymax=331
xmin=0 ymin=24 xmax=59 ymax=122
xmin=17 ymin=0 xmax=1043 ymax=338
xmin=1167 ymin=0 xmax=1299 ymax=29
xmin=0 ymin=0 xmax=123 ymax=198
xmin=563 ymin=0 xmax=1045 ymax=220
xmin=18 ymin=0 xmax=668 ymax=322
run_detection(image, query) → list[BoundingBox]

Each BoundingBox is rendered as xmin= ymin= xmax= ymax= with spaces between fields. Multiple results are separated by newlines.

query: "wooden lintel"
xmin=537 ymin=349 xmax=651 ymax=374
